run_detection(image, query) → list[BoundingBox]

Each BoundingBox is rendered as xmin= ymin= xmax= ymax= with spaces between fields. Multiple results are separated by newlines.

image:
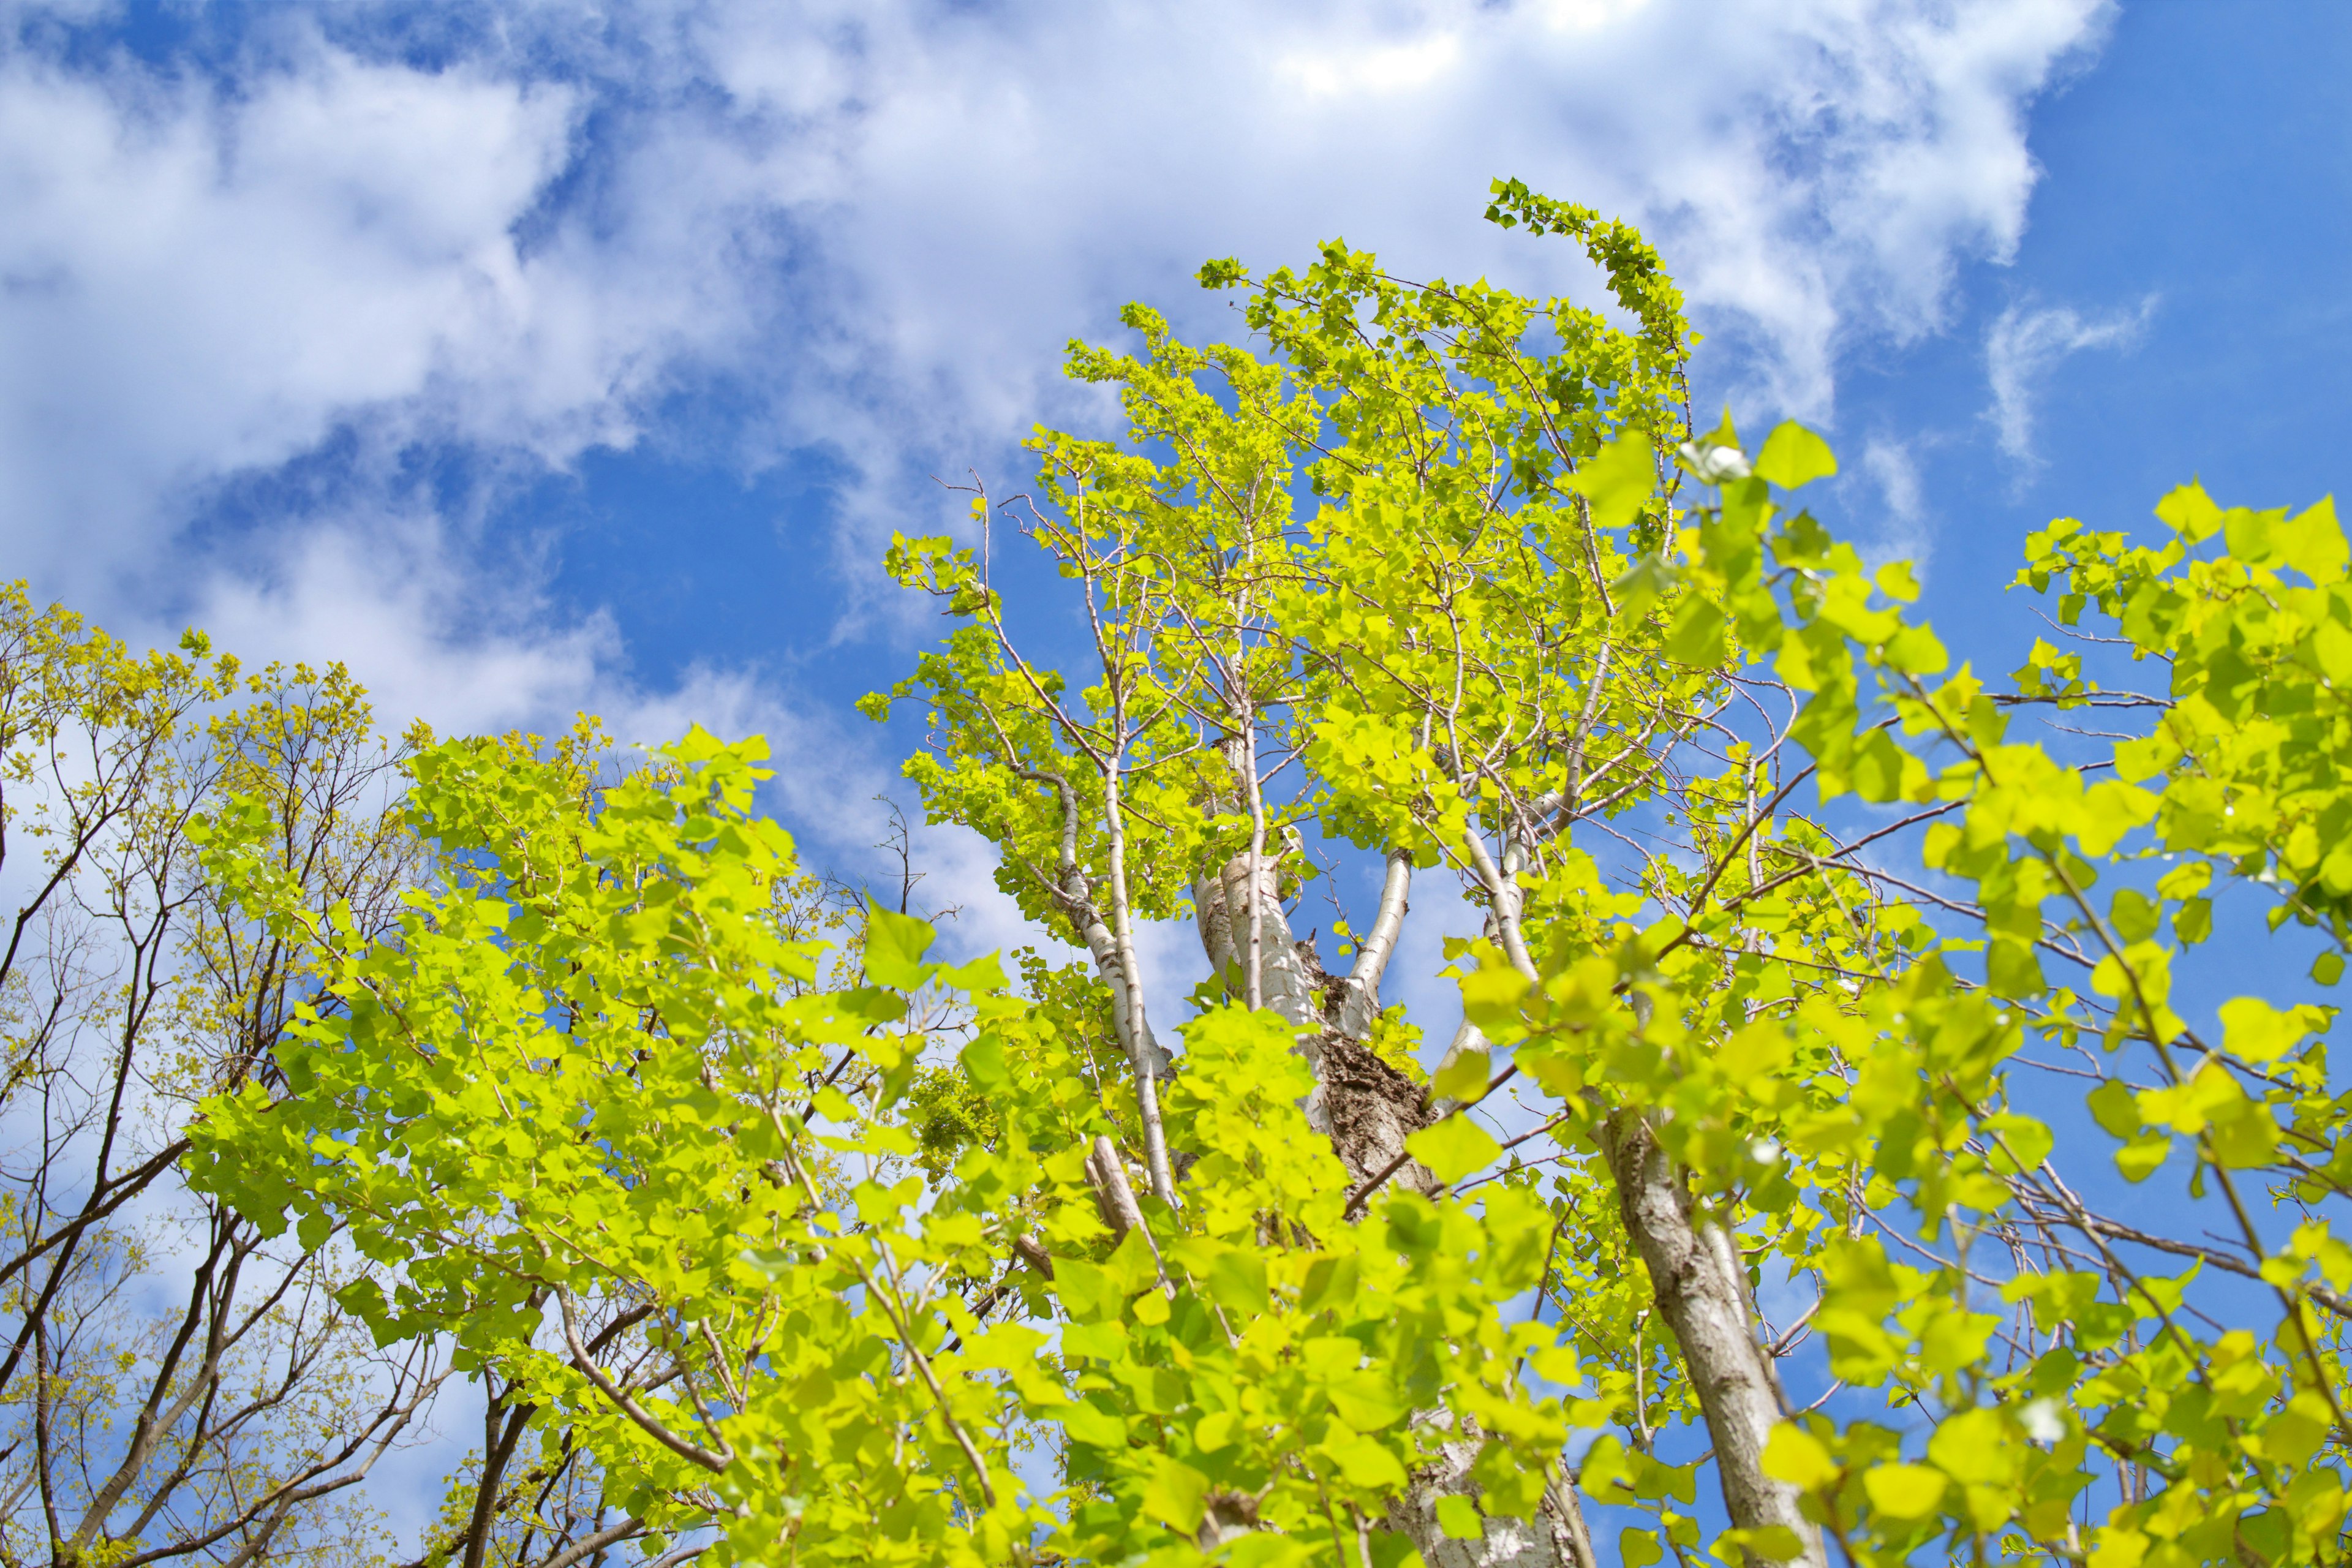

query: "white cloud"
xmin=1985 ymin=293 xmax=2158 ymax=467
xmin=1858 ymin=435 xmax=1931 ymax=570
xmin=689 ymin=0 xmax=2114 ymax=435
xmin=0 ymin=42 xmax=607 ymax=595
xmin=177 ymin=512 xmax=614 ymax=737
xmin=0 ymin=0 xmax=2120 ymax=925
xmin=0 ymin=0 xmax=2124 ymax=1079
xmin=1278 ymin=31 xmax=1466 ymax=99
xmin=0 ymin=0 xmax=2113 ymax=605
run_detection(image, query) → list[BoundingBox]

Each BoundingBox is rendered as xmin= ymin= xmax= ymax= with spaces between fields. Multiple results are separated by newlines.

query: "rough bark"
xmin=1191 ymin=853 xmax=1429 ymax=1183
xmin=1191 ymin=851 xmax=1599 ymax=1568
xmin=1598 ymin=1110 xmax=1823 ymax=1568
xmin=1387 ymin=1419 xmax=1597 ymax=1568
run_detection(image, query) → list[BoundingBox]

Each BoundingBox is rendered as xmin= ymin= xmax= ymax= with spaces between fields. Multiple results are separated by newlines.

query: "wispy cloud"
xmin=1858 ymin=435 xmax=1932 ymax=570
xmin=1985 ymin=294 xmax=2158 ymax=467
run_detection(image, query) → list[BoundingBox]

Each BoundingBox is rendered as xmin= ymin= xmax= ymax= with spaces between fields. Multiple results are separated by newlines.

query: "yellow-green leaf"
xmin=1754 ymin=421 xmax=1836 ymax=489
xmin=1567 ymin=430 xmax=1657 ymax=533
xmin=1760 ymin=1424 xmax=1840 ymax=1490
xmin=1324 ymin=1433 xmax=1408 ymax=1490
xmin=1406 ymin=1117 xmax=1503 ymax=1185
xmin=1143 ymin=1455 xmax=1209 ymax=1532
xmin=1863 ymin=1463 xmax=1948 ymax=1520
xmin=1436 ymin=1495 xmax=1483 ymax=1540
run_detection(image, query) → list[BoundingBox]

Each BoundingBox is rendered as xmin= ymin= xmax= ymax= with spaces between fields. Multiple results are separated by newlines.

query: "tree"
xmin=0 ymin=589 xmax=443 ymax=1568
xmin=189 ymin=183 xmax=2351 ymax=1568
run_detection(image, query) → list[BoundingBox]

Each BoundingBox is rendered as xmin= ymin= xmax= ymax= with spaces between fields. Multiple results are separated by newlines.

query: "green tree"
xmin=0 ymin=589 xmax=443 ymax=1568
xmin=189 ymin=184 xmax=2351 ymax=1568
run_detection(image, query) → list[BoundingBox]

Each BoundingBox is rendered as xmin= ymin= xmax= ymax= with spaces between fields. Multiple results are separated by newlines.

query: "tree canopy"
xmin=11 ymin=183 xmax=2349 ymax=1568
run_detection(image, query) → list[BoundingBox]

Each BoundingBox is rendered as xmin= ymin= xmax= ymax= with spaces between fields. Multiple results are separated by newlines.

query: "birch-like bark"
xmin=1069 ymin=875 xmax=1172 ymax=1079
xmin=1387 ymin=1422 xmax=1597 ymax=1568
xmin=1189 ymin=841 xmax=1598 ymax=1568
xmin=1333 ymin=849 xmax=1413 ymax=1042
xmin=1031 ymin=764 xmax=1177 ymax=1205
xmin=1474 ymin=846 xmax=1823 ymax=1568
xmin=1190 ymin=851 xmax=1425 ymax=1183
xmin=1599 ymin=1110 xmax=1822 ymax=1566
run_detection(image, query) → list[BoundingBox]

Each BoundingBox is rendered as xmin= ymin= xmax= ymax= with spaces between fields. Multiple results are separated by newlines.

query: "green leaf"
xmin=1407 ymin=1117 xmax=1503 ymax=1185
xmin=1102 ymin=1226 xmax=1161 ymax=1297
xmin=1459 ymin=965 xmax=1531 ymax=1032
xmin=1567 ymin=430 xmax=1657 ymax=533
xmin=2219 ymin=996 xmax=2309 ymax=1063
xmin=2086 ymin=1079 xmax=2141 ymax=1138
xmin=2155 ymin=479 xmax=2223 ymax=541
xmin=1325 ymin=1370 xmax=1406 ymax=1432
xmin=1061 ymin=1400 xmax=1129 ymax=1449
xmin=862 ymin=906 xmax=937 ymax=990
xmin=1760 ymin=1425 xmax=1839 ymax=1489
xmin=2208 ymin=1097 xmax=2281 ymax=1167
xmin=960 ymin=1035 xmax=1009 ymax=1091
xmin=1754 ymin=421 xmax=1836 ymax=489
xmin=2174 ymin=897 xmax=2212 ymax=945
xmin=1863 ymin=1463 xmax=1948 ymax=1520
xmin=1142 ymin=1455 xmax=1209 ymax=1532
xmin=1432 ymin=1047 xmax=1491 ymax=1103
xmin=1435 ymin=1496 xmax=1484 ymax=1540
xmin=1207 ymin=1247 xmax=1270 ymax=1316
xmin=2279 ymin=497 xmax=2348 ymax=582
xmin=1056 ymin=1257 xmax=1118 ymax=1324
xmin=1734 ymin=1527 xmax=1806 ymax=1565
xmin=2116 ymin=1134 xmax=2172 ymax=1183
xmin=1986 ymin=938 xmax=2046 ymax=1000
xmin=1665 ymin=596 xmax=1728 ymax=666
xmin=1882 ymin=624 xmax=1948 ymax=676
xmin=1610 ymin=554 xmax=1676 ymax=628
xmin=1983 ymin=1113 xmax=2053 ymax=1174
xmin=1324 ymin=1433 xmax=1408 ymax=1490
xmin=1298 ymin=1253 xmax=1360 ymax=1314
xmin=1061 ymin=1321 xmax=1126 ymax=1361
xmin=1195 ymin=1410 xmax=1240 ymax=1453
xmin=1928 ymin=1409 xmax=2020 ymax=1488
xmin=2110 ymin=888 xmax=2161 ymax=944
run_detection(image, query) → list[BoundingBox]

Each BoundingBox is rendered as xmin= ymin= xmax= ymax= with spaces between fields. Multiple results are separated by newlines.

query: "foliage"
xmin=177 ymin=182 xmax=2352 ymax=1568
xmin=0 ymin=584 xmax=440 ymax=1568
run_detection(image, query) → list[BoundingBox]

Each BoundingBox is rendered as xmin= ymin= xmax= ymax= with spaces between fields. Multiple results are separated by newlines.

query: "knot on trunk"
xmin=1318 ymin=1033 xmax=1437 ymax=1191
xmin=1194 ymin=1489 xmax=1262 ymax=1550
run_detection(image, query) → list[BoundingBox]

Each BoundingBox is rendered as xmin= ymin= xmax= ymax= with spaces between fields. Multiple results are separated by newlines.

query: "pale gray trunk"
xmin=1464 ymin=851 xmax=1812 ymax=1567
xmin=1191 ymin=851 xmax=1599 ymax=1568
xmin=1077 ymin=897 xmax=1172 ymax=1078
xmin=1064 ymin=861 xmax=1178 ymax=1205
xmin=1189 ymin=852 xmax=1425 ymax=1184
xmin=1387 ymin=1416 xmax=1596 ymax=1568
xmin=1599 ymin=1110 xmax=1823 ymax=1568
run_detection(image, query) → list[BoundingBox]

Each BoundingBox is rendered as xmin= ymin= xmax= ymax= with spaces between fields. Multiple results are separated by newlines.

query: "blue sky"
xmin=11 ymin=0 xmax=2345 ymax=1047
xmin=2 ymin=0 xmax=2342 ymax=1008
xmin=5 ymin=0 xmax=2346 ymax=1545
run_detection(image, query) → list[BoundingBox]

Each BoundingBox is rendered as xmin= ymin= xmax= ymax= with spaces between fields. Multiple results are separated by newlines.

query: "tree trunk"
xmin=1191 ymin=853 xmax=1427 ymax=1183
xmin=1190 ymin=850 xmax=1600 ymax=1568
xmin=1387 ymin=1420 xmax=1597 ymax=1568
xmin=1597 ymin=1110 xmax=1824 ymax=1568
